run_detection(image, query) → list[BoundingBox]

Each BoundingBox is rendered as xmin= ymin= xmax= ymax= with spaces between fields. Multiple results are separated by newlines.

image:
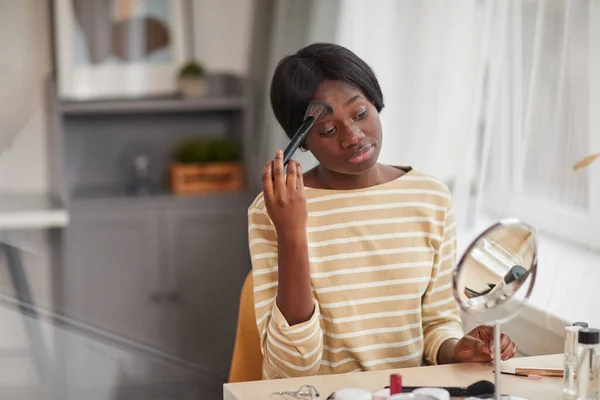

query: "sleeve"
xmin=421 ymin=198 xmax=464 ymax=365
xmin=248 ymin=198 xmax=323 ymax=379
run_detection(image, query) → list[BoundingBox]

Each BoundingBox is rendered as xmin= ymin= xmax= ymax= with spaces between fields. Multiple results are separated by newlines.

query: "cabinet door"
xmin=164 ymin=206 xmax=250 ymax=377
xmin=63 ymin=207 xmax=163 ymax=350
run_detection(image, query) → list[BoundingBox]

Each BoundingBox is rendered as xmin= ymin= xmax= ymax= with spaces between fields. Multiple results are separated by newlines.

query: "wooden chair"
xmin=228 ymin=272 xmax=263 ymax=382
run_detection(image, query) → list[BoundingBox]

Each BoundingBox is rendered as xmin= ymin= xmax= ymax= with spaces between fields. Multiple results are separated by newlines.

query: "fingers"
xmin=262 ymin=160 xmax=274 ymax=199
xmin=474 ymin=339 xmax=491 ymax=358
xmin=489 ymin=333 xmax=515 ymax=361
xmin=286 ymin=160 xmax=297 ymax=189
xmin=501 ymin=341 xmax=517 ymax=361
xmin=500 ymin=333 xmax=511 ymax=351
xmin=273 ymin=150 xmax=285 ymax=192
xmin=478 ymin=339 xmax=491 ymax=356
xmin=456 ymin=337 xmax=493 ymax=363
xmin=472 ymin=324 xmax=494 ymax=339
xmin=500 ymin=333 xmax=517 ymax=361
xmin=296 ymin=162 xmax=304 ymax=191
xmin=265 ymin=151 xmax=303 ymax=199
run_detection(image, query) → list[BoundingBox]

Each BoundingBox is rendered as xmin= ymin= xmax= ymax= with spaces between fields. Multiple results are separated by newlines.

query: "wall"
xmin=191 ymin=0 xmax=256 ymax=75
xmin=0 ymin=0 xmax=257 ymax=194
xmin=0 ymin=0 xmax=51 ymax=193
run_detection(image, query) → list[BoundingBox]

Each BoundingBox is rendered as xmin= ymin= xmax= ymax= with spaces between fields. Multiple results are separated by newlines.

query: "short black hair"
xmin=270 ymin=42 xmax=385 ymax=139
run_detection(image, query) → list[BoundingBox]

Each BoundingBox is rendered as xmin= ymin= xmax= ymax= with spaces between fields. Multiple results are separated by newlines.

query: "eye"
xmin=354 ymin=109 xmax=368 ymax=121
xmin=320 ymin=126 xmax=336 ymax=137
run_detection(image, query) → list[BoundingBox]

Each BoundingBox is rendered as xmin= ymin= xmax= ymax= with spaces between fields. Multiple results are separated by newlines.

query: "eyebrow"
xmin=344 ymin=95 xmax=362 ymax=107
xmin=311 ymin=94 xmax=363 ymax=123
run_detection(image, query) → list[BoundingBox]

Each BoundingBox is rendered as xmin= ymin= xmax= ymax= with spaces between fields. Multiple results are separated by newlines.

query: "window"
xmin=480 ymin=0 xmax=600 ymax=251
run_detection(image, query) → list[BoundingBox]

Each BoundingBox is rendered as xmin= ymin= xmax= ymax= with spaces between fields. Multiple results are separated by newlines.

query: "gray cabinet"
xmin=164 ymin=207 xmax=249 ymax=375
xmin=48 ymin=74 xmax=258 ymax=392
xmin=62 ymin=194 xmax=251 ymax=381
xmin=63 ymin=206 xmax=164 ymax=350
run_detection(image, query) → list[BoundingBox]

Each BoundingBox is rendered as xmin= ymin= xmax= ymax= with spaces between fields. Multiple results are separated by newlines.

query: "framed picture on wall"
xmin=53 ymin=0 xmax=189 ymax=100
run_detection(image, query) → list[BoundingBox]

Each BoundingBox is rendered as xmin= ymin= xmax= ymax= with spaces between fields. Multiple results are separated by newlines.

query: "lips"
xmin=346 ymin=144 xmax=375 ymax=164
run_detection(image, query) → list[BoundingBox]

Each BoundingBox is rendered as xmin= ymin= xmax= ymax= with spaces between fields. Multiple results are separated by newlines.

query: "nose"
xmin=339 ymin=123 xmax=365 ymax=149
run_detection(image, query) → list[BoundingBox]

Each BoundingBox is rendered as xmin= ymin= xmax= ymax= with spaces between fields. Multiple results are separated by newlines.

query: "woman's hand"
xmin=262 ymin=150 xmax=307 ymax=235
xmin=453 ymin=325 xmax=517 ymax=363
xmin=262 ymin=150 xmax=313 ymax=325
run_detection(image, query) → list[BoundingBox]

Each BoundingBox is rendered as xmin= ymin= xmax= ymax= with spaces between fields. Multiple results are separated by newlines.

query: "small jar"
xmin=565 ymin=324 xmax=588 ymax=397
xmin=576 ymin=328 xmax=600 ymax=400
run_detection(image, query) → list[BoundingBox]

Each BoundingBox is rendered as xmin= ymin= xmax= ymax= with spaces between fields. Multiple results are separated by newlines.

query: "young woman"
xmin=248 ymin=42 xmax=517 ymax=379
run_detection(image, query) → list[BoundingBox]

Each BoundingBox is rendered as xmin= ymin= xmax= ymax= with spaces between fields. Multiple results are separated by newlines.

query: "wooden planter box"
xmin=170 ymin=162 xmax=244 ymax=194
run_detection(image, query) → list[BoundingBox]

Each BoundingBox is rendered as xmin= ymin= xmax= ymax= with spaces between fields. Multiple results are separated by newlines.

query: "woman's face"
xmin=304 ymin=80 xmax=382 ymax=175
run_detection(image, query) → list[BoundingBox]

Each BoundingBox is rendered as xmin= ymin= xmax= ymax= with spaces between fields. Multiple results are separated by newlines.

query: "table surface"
xmin=223 ymin=354 xmax=564 ymax=400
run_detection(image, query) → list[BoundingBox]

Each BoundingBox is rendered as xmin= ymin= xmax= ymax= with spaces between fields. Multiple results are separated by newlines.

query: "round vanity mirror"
xmin=453 ymin=218 xmax=538 ymax=400
xmin=453 ymin=218 xmax=537 ymax=324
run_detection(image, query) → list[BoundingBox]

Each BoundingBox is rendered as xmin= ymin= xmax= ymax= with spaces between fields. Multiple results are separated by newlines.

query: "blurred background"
xmin=0 ymin=0 xmax=598 ymax=399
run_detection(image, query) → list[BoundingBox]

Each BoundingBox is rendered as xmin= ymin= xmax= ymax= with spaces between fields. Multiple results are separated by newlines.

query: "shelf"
xmin=0 ymin=194 xmax=69 ymax=229
xmin=70 ymin=186 xmax=255 ymax=211
xmin=58 ymin=95 xmax=247 ymax=116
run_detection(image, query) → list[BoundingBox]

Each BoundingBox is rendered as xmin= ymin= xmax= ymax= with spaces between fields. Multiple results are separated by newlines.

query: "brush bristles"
xmin=303 ymin=100 xmax=332 ymax=121
xmin=468 ymin=380 xmax=495 ymax=396
xmin=573 ymin=153 xmax=600 ymax=171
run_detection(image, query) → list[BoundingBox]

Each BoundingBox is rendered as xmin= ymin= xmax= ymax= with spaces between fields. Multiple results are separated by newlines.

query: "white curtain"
xmin=327 ymin=0 xmax=600 ymax=339
xmin=334 ymin=0 xmax=486 ymax=231
xmin=335 ymin=0 xmax=599 ymax=249
xmin=479 ymin=0 xmax=600 ymax=251
xmin=250 ymin=0 xmax=341 ymax=191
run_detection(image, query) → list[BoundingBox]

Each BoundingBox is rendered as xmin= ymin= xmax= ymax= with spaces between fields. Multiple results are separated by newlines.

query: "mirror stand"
xmin=492 ymin=323 xmax=530 ymax=400
xmin=494 ymin=323 xmax=501 ymax=400
xmin=453 ymin=218 xmax=538 ymax=400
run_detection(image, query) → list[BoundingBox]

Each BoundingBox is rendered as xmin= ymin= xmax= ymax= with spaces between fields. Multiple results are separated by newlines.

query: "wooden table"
xmin=224 ymin=354 xmax=564 ymax=400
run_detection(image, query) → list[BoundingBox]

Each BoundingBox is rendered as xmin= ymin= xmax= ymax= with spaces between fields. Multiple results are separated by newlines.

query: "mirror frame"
xmin=452 ymin=218 xmax=539 ymax=324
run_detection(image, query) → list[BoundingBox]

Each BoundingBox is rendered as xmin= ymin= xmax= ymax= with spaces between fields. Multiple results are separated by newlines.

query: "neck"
xmin=315 ymin=164 xmax=383 ymax=190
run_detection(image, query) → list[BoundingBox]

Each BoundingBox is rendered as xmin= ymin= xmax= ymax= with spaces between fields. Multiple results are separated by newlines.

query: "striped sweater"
xmin=247 ymin=168 xmax=464 ymax=379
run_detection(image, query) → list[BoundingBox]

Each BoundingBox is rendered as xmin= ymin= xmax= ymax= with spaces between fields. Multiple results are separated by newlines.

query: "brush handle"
xmin=514 ymin=367 xmax=563 ymax=377
xmin=283 ymin=116 xmax=315 ymax=166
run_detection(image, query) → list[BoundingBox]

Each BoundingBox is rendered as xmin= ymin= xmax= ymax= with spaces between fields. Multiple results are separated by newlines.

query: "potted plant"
xmin=170 ymin=137 xmax=244 ymax=194
xmin=178 ymin=60 xmax=208 ymax=98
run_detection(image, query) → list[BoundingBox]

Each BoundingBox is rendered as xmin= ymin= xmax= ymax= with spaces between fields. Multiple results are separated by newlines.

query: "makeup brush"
xmin=396 ymin=380 xmax=495 ymax=397
xmin=283 ymin=100 xmax=331 ymax=166
xmin=573 ymin=153 xmax=600 ymax=171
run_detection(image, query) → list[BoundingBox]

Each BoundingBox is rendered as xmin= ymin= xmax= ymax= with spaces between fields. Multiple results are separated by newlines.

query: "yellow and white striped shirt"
xmin=248 ymin=168 xmax=463 ymax=379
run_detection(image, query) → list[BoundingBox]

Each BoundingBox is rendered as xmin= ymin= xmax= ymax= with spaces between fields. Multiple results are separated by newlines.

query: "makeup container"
xmin=576 ymin=328 xmax=600 ymax=400
xmin=390 ymin=374 xmax=402 ymax=395
xmin=565 ymin=323 xmax=589 ymax=397
xmin=412 ymin=388 xmax=450 ymax=400
xmin=388 ymin=395 xmax=438 ymax=400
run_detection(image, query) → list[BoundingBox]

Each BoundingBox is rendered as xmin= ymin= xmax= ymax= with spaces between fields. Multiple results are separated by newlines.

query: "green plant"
xmin=173 ymin=138 xmax=240 ymax=164
xmin=179 ymin=60 xmax=206 ymax=78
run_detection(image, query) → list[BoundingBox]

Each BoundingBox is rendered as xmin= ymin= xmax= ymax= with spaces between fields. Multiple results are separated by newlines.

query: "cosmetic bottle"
xmin=132 ymin=155 xmax=152 ymax=196
xmin=565 ymin=323 xmax=588 ymax=397
xmin=576 ymin=328 xmax=600 ymax=400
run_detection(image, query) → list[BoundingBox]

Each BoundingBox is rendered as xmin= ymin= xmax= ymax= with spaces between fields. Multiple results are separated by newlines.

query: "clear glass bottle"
xmin=132 ymin=155 xmax=152 ymax=196
xmin=565 ymin=325 xmax=586 ymax=398
xmin=576 ymin=328 xmax=600 ymax=400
